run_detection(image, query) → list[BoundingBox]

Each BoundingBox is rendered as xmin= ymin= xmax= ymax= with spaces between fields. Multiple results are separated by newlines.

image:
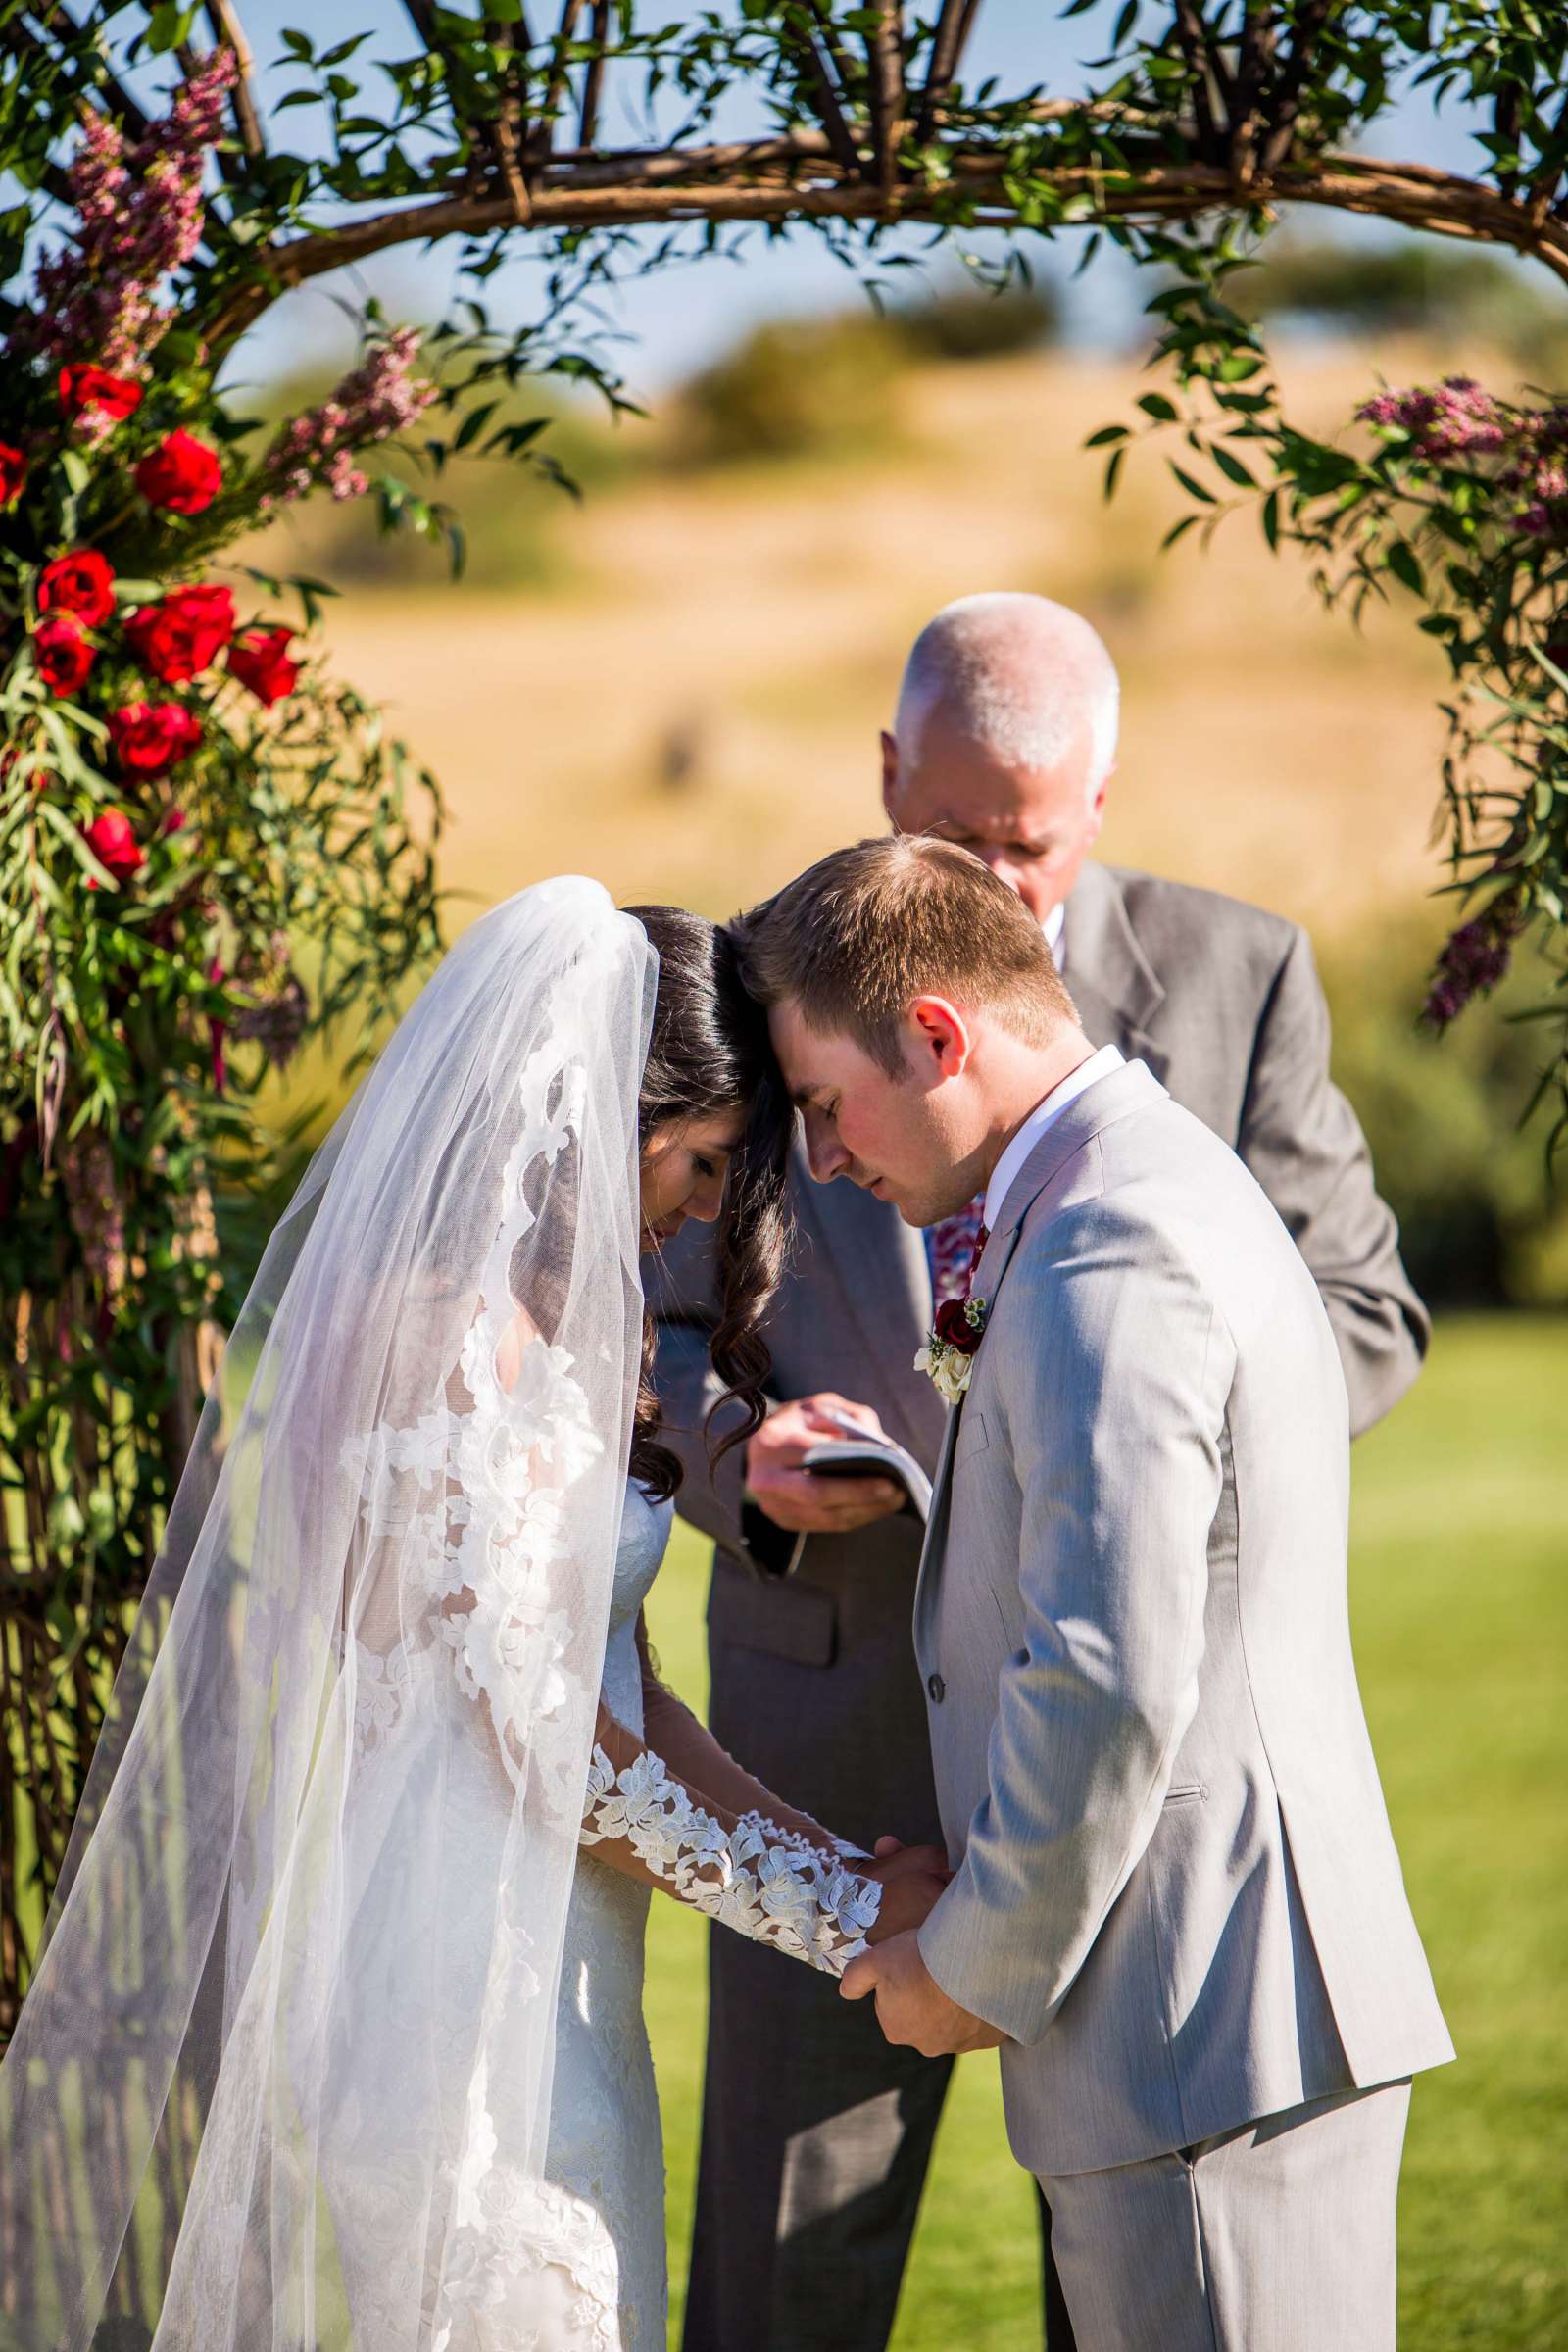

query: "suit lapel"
xmin=1062 ymin=861 xmax=1170 ymax=1087
xmin=912 ymin=1215 xmax=1024 ymax=1650
xmin=791 ymin=1142 xmax=949 ymax=1461
xmin=913 ymin=1059 xmax=1168 ymax=1635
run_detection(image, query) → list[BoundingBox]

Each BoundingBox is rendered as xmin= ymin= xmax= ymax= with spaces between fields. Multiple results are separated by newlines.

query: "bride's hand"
xmin=859 ymin=1838 xmax=952 ymax=1944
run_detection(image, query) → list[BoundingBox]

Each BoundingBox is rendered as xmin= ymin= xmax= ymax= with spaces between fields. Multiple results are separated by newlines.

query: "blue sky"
xmin=222 ymin=1 xmax=1492 ymax=391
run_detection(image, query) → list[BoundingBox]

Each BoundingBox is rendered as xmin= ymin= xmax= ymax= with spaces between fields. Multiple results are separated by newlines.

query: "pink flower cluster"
xmin=1359 ymin=376 xmax=1568 ymax=543
xmin=21 ymin=52 xmax=237 ymax=387
xmin=259 ymin=329 xmax=437 ymax=512
xmin=1358 ymin=376 xmax=1507 ymax=460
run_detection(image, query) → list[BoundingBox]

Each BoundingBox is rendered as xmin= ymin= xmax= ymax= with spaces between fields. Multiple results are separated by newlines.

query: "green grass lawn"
xmin=642 ymin=1313 xmax=1568 ymax=2351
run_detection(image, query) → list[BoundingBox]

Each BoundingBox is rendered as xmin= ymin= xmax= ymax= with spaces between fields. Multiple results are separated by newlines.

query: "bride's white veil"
xmin=0 ymin=876 xmax=657 ymax=2350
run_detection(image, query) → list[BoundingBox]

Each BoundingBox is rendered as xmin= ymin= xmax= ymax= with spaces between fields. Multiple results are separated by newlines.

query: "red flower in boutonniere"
xmin=933 ymin=1298 xmax=984 ymax=1353
xmin=916 ymin=1293 xmax=989 ymax=1403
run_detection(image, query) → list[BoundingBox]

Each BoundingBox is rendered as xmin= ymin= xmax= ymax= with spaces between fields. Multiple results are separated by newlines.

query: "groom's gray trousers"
xmin=1040 ymin=2081 xmax=1412 ymax=2352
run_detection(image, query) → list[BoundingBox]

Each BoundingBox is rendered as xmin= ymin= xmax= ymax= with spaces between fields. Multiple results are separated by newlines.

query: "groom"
xmin=661 ymin=590 xmax=1428 ymax=2352
xmin=735 ymin=834 xmax=1454 ymax=2351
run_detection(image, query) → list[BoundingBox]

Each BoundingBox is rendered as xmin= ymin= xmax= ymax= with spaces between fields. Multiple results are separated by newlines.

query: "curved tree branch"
xmin=204 ymin=0 xmax=263 ymax=159
xmin=203 ymin=131 xmax=1568 ymax=356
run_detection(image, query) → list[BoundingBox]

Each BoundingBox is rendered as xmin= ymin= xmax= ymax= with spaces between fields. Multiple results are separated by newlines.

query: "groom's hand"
xmin=745 ymin=1394 xmax=904 ymax=1535
xmin=840 ymin=1931 xmax=1006 ymax=2058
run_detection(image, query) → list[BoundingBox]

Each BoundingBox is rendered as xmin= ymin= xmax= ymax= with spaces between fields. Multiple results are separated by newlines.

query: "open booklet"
xmin=800 ymin=1410 xmax=933 ymax=1526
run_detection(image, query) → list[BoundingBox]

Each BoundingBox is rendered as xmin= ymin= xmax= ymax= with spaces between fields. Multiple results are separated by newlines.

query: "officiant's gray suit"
xmin=913 ymin=1054 xmax=1452 ymax=2345
xmin=654 ymin=862 xmax=1430 ymax=2352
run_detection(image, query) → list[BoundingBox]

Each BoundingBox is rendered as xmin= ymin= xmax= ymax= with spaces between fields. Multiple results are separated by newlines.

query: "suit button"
xmin=927 ymin=1672 xmax=946 ymax=1704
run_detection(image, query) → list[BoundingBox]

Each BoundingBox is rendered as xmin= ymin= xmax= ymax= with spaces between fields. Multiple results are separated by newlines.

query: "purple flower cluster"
xmin=231 ymin=971 xmax=310 ymax=1067
xmin=258 ymin=329 xmax=437 ymax=513
xmin=1359 ymin=376 xmax=1568 ymax=543
xmin=1499 ymin=407 xmax=1568 ymax=541
xmin=18 ymin=52 xmax=237 ymax=389
xmin=1423 ymin=898 xmax=1525 ymax=1029
xmin=1358 ymin=376 xmax=1507 ymax=460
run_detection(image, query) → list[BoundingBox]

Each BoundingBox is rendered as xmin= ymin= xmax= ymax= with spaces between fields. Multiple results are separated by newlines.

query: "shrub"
xmin=677 ymin=313 xmax=908 ymax=465
xmin=1323 ymin=927 xmax=1568 ymax=1309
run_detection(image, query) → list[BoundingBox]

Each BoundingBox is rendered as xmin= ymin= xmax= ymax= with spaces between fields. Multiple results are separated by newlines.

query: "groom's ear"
xmin=908 ymin=995 xmax=971 ymax=1080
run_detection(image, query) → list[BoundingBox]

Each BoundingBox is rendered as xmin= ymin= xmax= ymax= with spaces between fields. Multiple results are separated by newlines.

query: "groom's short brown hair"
xmin=733 ymin=835 xmax=1075 ymax=1076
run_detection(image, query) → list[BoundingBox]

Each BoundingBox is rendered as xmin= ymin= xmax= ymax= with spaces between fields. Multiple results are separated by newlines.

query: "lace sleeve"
xmin=578 ymin=1642 xmax=881 ymax=1977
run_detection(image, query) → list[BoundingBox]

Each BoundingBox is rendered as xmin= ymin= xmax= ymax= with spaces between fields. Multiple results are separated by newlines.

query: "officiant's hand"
xmin=860 ymin=1835 xmax=952 ymax=1944
xmin=745 ymin=1394 xmax=904 ymax=1534
xmin=840 ymin=1931 xmax=1006 ymax=2057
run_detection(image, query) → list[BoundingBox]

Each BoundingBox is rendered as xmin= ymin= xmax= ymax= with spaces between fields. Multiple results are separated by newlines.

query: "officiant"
xmin=652 ymin=590 xmax=1429 ymax=2352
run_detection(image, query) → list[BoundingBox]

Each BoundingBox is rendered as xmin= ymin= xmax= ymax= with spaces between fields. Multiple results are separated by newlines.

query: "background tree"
xmin=1 ymin=0 xmax=1565 ymax=2032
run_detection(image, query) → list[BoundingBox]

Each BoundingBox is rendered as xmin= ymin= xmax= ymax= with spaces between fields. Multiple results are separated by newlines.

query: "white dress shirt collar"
xmin=983 ymin=1044 xmax=1125 ymax=1236
xmin=1044 ymin=898 xmax=1065 ymax=968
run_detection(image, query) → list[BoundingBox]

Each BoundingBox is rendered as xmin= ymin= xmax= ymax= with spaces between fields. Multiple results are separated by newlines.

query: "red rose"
xmin=226 ymin=625 xmax=301 ymax=707
xmin=109 ymin=701 xmax=204 ymax=779
xmin=0 ymin=441 xmax=25 ymax=508
xmin=134 ymin=428 xmax=222 ymax=516
xmin=933 ymin=1298 xmax=984 ymax=1355
xmin=59 ymin=364 xmax=144 ymax=423
xmin=34 ymin=615 xmax=95 ymax=698
xmin=125 ymin=584 xmax=236 ymax=683
xmin=37 ymin=550 xmax=117 ymax=628
xmin=83 ymin=809 xmax=145 ymax=883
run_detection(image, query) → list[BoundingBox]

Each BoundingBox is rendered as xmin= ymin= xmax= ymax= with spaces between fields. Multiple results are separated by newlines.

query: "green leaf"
xmin=1386 ymin=540 xmax=1425 ymax=596
xmin=1169 ymin=463 xmax=1217 ymax=506
xmin=1084 ymin=424 xmax=1129 ymax=448
xmin=146 ymin=2 xmax=198 ymax=53
xmin=454 ymin=401 xmax=499 ymax=452
xmin=1211 ymin=444 xmax=1258 ymax=490
xmin=1137 ymin=392 xmax=1178 ymax=423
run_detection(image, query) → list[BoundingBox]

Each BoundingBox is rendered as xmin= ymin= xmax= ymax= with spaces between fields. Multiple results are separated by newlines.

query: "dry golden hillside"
xmin=308 ymin=340 xmax=1462 ymax=943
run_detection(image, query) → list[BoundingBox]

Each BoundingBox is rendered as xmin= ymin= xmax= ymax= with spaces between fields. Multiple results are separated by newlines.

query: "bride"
xmin=0 ymin=879 xmax=947 ymax=2352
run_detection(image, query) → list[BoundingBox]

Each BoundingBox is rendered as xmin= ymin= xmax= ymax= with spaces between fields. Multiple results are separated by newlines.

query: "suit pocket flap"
xmin=1162 ymin=1782 xmax=1208 ymax=1806
xmin=709 ymin=1556 xmax=837 ymax=1668
xmin=954 ymin=1409 xmax=990 ymax=1470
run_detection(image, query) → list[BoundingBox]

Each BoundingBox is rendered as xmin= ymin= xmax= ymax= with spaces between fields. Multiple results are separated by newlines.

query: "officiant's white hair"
xmin=894 ymin=592 xmax=1119 ymax=808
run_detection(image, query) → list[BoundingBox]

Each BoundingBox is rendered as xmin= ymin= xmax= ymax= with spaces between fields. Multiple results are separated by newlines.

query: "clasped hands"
xmin=849 ymin=1836 xmax=1005 ymax=2059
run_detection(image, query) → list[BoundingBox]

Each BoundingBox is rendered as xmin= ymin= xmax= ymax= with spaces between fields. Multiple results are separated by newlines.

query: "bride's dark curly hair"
xmin=627 ymin=906 xmax=794 ymax=1501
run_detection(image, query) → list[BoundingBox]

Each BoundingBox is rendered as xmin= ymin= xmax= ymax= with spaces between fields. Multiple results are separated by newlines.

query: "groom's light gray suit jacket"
xmin=654 ymin=867 xmax=1428 ymax=1854
xmin=914 ymin=1055 xmax=1454 ymax=2178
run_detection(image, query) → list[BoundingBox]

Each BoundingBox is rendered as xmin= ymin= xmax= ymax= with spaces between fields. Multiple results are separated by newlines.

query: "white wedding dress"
xmin=537 ymin=1482 xmax=675 ymax=2352
xmin=328 ymin=1478 xmax=879 ymax=2352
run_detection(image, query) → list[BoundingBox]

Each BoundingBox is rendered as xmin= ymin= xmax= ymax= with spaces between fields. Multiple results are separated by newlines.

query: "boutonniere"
xmin=915 ymin=1295 xmax=989 ymax=1403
